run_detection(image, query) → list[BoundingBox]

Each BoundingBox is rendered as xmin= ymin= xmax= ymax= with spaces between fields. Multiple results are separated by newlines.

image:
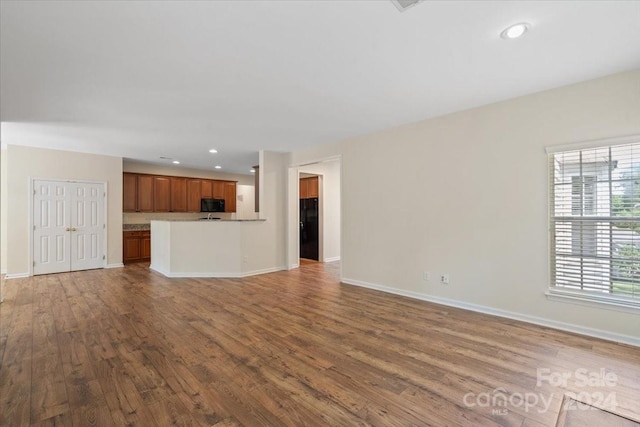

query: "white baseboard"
xmin=289 ymin=263 xmax=300 ymax=270
xmin=241 ymin=266 xmax=287 ymax=277
xmin=341 ymin=277 xmax=640 ymax=348
xmin=5 ymin=272 xmax=30 ymax=280
xmin=324 ymin=256 xmax=341 ymax=263
xmin=150 ymin=265 xmax=286 ymax=279
xmin=105 ymin=263 xmax=124 ymax=269
xmin=1 ymin=268 xmax=6 ymax=275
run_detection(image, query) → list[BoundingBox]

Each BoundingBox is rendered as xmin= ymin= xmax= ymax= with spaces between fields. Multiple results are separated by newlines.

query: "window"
xmin=549 ymin=140 xmax=640 ymax=307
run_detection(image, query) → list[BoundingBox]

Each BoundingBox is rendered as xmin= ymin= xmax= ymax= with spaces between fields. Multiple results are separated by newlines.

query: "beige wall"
xmin=5 ymin=145 xmax=123 ymax=275
xmin=1 ymin=146 xmax=7 ymax=274
xmin=289 ymin=70 xmax=640 ymax=343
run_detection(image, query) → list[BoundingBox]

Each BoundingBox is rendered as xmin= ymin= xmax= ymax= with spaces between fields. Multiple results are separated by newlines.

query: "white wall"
xmin=236 ymin=184 xmax=256 ymax=219
xmin=1 ymin=146 xmax=7 ymax=274
xmin=256 ymin=150 xmax=288 ymax=270
xmin=299 ymin=160 xmax=341 ymax=262
xmin=5 ymin=145 xmax=123 ymax=275
xmin=289 ymin=70 xmax=640 ymax=343
xmin=1 ymin=146 xmax=7 ymax=301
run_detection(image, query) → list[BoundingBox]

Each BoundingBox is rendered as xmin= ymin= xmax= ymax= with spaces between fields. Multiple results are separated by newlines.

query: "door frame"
xmin=286 ymin=155 xmax=341 ymax=272
xmin=29 ymin=177 xmax=108 ymax=276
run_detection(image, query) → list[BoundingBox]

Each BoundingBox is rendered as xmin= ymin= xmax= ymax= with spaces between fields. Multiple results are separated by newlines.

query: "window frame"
xmin=546 ymin=135 xmax=640 ymax=311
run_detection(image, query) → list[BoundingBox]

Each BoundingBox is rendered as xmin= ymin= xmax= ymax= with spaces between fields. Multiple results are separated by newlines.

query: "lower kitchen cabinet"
xmin=123 ymin=230 xmax=151 ymax=264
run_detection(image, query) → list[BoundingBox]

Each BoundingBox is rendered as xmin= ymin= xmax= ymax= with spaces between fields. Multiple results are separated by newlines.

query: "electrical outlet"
xmin=423 ymin=271 xmax=430 ymax=281
xmin=440 ymin=273 xmax=450 ymax=285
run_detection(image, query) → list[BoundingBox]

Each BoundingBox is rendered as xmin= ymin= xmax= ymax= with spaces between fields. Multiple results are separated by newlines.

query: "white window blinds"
xmin=549 ymin=142 xmax=640 ymax=302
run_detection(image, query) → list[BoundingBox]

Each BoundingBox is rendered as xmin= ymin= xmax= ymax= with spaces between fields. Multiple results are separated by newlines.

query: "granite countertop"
xmin=123 ymin=223 xmax=151 ymax=231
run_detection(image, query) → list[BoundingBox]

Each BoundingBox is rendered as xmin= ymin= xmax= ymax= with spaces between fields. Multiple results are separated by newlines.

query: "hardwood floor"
xmin=1 ymin=262 xmax=639 ymax=426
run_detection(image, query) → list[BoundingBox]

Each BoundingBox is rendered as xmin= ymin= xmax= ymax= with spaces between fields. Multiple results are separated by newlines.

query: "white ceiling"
xmin=1 ymin=1 xmax=639 ymax=174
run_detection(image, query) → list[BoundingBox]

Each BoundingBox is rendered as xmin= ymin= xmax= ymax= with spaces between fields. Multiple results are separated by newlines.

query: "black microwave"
xmin=201 ymin=198 xmax=225 ymax=212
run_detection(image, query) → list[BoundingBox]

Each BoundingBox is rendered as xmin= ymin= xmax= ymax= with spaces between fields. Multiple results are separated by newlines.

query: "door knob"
xmin=71 ymin=227 xmax=77 ymax=231
xmin=65 ymin=227 xmax=71 ymax=231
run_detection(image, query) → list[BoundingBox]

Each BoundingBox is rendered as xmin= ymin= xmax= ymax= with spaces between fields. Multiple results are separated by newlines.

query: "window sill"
xmin=545 ymin=288 xmax=640 ymax=313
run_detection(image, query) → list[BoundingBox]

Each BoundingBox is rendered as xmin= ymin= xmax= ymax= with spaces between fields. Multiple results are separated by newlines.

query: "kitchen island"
xmin=150 ymin=219 xmax=284 ymax=278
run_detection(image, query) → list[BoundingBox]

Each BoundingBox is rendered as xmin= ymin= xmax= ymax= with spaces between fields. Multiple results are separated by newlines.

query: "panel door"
xmin=137 ymin=175 xmax=154 ymax=212
xmin=170 ymin=177 xmax=187 ymax=212
xmin=33 ymin=180 xmax=71 ymax=275
xmin=141 ymin=232 xmax=151 ymax=260
xmin=187 ymin=179 xmax=202 ymax=212
xmin=123 ymin=231 xmax=141 ymax=263
xmin=153 ymin=176 xmax=171 ymax=212
xmin=212 ymin=181 xmax=225 ymax=199
xmin=299 ymin=178 xmax=308 ymax=199
xmin=307 ymin=176 xmax=319 ymax=198
xmin=70 ymin=183 xmax=105 ymax=271
xmin=224 ymin=182 xmax=237 ymax=213
xmin=201 ymin=180 xmax=213 ymax=199
xmin=123 ymin=173 xmax=137 ymax=212
xmin=33 ymin=180 xmax=106 ymax=275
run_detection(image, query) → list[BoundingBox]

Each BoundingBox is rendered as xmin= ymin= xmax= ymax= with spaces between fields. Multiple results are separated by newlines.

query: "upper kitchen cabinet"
xmin=153 ymin=176 xmax=171 ymax=212
xmin=299 ymin=176 xmax=319 ymax=199
xmin=213 ymin=181 xmax=225 ymax=199
xmin=170 ymin=177 xmax=188 ymax=212
xmin=123 ymin=173 xmax=137 ymax=212
xmin=137 ymin=175 xmax=154 ymax=212
xmin=201 ymin=179 xmax=213 ymax=199
xmin=123 ymin=173 xmax=154 ymax=212
xmin=123 ymin=172 xmax=237 ymax=213
xmin=187 ymin=179 xmax=202 ymax=212
xmin=225 ymin=182 xmax=237 ymax=213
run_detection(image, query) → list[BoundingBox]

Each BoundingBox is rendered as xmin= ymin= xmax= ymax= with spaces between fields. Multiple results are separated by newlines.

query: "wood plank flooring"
xmin=1 ymin=262 xmax=639 ymax=426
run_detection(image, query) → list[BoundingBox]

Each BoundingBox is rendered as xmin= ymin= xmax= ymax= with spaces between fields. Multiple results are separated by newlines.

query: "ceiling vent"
xmin=390 ymin=0 xmax=423 ymax=12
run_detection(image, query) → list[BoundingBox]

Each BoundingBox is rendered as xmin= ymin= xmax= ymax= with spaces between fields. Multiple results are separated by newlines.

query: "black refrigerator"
xmin=300 ymin=198 xmax=319 ymax=260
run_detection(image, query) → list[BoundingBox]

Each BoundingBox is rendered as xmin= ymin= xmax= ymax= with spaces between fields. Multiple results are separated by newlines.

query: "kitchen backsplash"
xmin=123 ymin=211 xmax=237 ymax=224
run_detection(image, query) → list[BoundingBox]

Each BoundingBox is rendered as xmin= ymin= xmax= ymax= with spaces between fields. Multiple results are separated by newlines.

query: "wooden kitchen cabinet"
xmin=201 ymin=179 xmax=213 ymax=199
xmin=224 ymin=182 xmax=237 ymax=213
xmin=123 ymin=173 xmax=154 ymax=212
xmin=123 ymin=230 xmax=151 ymax=263
xmin=123 ymin=172 xmax=237 ymax=213
xmin=187 ymin=179 xmax=202 ymax=212
xmin=123 ymin=173 xmax=137 ymax=212
xmin=299 ymin=176 xmax=319 ymax=199
xmin=137 ymin=175 xmax=154 ymax=212
xmin=153 ymin=176 xmax=171 ymax=212
xmin=170 ymin=177 xmax=188 ymax=212
xmin=213 ymin=181 xmax=225 ymax=199
xmin=141 ymin=231 xmax=151 ymax=259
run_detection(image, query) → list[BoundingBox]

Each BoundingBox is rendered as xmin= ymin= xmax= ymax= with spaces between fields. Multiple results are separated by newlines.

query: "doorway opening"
xmin=288 ymin=157 xmax=341 ymax=270
xmin=299 ymin=174 xmax=320 ymax=261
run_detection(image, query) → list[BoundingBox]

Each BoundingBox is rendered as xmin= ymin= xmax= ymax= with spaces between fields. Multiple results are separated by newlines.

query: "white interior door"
xmin=70 ymin=183 xmax=104 ymax=271
xmin=33 ymin=180 xmax=71 ymax=275
xmin=33 ymin=180 xmax=105 ymax=275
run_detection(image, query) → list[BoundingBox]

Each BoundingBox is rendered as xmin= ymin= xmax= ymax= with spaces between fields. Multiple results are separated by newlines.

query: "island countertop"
xmin=153 ymin=218 xmax=266 ymax=222
xmin=149 ymin=219 xmax=283 ymax=278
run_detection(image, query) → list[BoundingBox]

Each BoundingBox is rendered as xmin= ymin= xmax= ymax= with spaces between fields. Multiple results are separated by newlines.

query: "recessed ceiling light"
xmin=500 ymin=22 xmax=531 ymax=39
xmin=209 ymin=149 xmax=218 ymax=154
xmin=172 ymin=160 xmax=180 ymax=164
xmin=214 ymin=165 xmax=222 ymax=169
xmin=250 ymin=169 xmax=255 ymax=173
